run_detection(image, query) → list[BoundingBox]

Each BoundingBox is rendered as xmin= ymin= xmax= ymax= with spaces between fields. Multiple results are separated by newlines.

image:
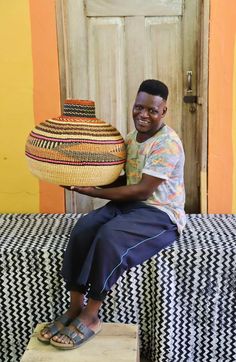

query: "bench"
xmin=1 ymin=213 xmax=236 ymax=361
xmin=20 ymin=322 xmax=139 ymax=362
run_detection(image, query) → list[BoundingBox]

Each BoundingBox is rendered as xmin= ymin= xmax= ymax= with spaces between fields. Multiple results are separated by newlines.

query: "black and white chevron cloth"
xmin=0 ymin=213 xmax=236 ymax=362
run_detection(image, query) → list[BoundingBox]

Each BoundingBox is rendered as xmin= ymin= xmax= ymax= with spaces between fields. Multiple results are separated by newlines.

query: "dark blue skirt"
xmin=61 ymin=201 xmax=178 ymax=301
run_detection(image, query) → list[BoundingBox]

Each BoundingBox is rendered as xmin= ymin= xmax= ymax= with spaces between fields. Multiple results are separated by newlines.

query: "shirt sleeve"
xmin=142 ymin=137 xmax=182 ymax=180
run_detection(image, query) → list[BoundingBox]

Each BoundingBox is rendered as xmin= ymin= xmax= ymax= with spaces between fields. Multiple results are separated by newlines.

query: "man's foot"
xmin=38 ymin=308 xmax=82 ymax=344
xmin=50 ymin=314 xmax=102 ymax=349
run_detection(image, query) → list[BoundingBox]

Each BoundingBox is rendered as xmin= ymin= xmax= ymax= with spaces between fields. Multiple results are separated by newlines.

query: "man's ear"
xmin=162 ymin=106 xmax=167 ymax=117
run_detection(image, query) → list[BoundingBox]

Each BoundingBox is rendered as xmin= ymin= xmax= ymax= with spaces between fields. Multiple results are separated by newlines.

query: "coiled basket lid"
xmin=25 ymin=100 xmax=126 ymax=186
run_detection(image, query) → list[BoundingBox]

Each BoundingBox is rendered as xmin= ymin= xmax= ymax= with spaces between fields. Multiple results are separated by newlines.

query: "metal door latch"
xmin=183 ymin=71 xmax=197 ymax=112
xmin=183 ymin=95 xmax=197 ymax=103
xmin=186 ymin=71 xmax=193 ymax=93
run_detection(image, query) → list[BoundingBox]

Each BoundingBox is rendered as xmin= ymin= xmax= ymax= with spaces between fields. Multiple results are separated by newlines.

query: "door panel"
xmin=145 ymin=17 xmax=182 ymax=137
xmin=86 ymin=0 xmax=183 ymax=16
xmin=56 ymin=0 xmax=202 ymax=213
xmin=88 ymin=17 xmax=127 ymax=136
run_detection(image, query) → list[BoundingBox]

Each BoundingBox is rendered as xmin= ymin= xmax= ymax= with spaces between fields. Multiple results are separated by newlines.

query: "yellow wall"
xmin=0 ymin=1 xmax=64 ymax=213
xmin=0 ymin=2 xmax=39 ymax=212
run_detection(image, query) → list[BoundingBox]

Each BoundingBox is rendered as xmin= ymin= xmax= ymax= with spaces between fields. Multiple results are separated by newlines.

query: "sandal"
xmin=50 ymin=317 xmax=102 ymax=350
xmin=37 ymin=314 xmax=73 ymax=344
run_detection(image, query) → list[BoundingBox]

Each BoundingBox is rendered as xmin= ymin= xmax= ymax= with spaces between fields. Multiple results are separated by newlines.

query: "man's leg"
xmin=50 ymin=204 xmax=178 ymax=347
xmin=39 ymin=202 xmax=121 ymax=342
xmin=61 ymin=201 xmax=122 ymax=290
xmin=87 ymin=204 xmax=178 ymax=296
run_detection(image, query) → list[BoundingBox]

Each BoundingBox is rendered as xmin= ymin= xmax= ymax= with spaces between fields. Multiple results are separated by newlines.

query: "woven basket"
xmin=25 ymin=100 xmax=126 ymax=186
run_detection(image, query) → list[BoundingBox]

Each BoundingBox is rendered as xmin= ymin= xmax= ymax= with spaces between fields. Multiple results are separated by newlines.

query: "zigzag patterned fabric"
xmin=25 ymin=100 xmax=126 ymax=186
xmin=1 ymin=214 xmax=236 ymax=361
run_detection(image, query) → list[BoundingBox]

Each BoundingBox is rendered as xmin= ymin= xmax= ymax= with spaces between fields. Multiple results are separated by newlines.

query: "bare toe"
xmin=37 ymin=314 xmax=74 ymax=343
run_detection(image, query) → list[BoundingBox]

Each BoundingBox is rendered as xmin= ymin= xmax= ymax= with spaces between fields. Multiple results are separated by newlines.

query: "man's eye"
xmin=135 ymin=105 xmax=142 ymax=111
xmin=149 ymin=109 xmax=158 ymax=114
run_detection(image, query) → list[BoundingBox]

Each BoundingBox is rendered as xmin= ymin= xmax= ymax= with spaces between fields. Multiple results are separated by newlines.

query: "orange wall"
xmin=208 ymin=0 xmax=236 ymax=213
xmin=29 ymin=0 xmax=65 ymax=213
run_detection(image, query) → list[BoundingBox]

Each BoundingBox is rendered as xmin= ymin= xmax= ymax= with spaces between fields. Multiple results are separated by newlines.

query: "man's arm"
xmin=63 ymin=173 xmax=164 ymax=202
xmin=99 ymin=174 xmax=127 ymax=188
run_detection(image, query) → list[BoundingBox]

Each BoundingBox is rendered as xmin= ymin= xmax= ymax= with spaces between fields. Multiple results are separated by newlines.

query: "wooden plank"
xmin=145 ymin=17 xmax=182 ymax=137
xmin=67 ymin=0 xmax=89 ymax=99
xmin=125 ymin=16 xmax=146 ymax=133
xmin=56 ymin=0 xmax=89 ymax=100
xmin=198 ymin=0 xmax=210 ymax=213
xmin=20 ymin=322 xmax=139 ymax=362
xmin=55 ymin=0 xmax=71 ymax=105
xmin=88 ymin=17 xmax=127 ymax=136
xmin=87 ymin=17 xmax=127 ymax=210
xmin=86 ymin=0 xmax=183 ymax=17
xmin=56 ymin=0 xmax=94 ymax=213
xmin=182 ymin=0 xmax=200 ymax=213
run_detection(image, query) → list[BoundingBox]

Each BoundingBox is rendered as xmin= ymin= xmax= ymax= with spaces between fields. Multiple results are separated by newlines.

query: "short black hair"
xmin=138 ymin=79 xmax=169 ymax=100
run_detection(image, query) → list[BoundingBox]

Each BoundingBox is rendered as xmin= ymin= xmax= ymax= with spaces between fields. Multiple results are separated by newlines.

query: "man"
xmin=38 ymin=79 xmax=186 ymax=349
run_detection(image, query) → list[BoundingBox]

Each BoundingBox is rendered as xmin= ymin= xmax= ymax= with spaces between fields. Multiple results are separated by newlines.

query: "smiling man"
xmin=38 ymin=79 xmax=186 ymax=350
xmin=133 ymin=85 xmax=167 ymax=142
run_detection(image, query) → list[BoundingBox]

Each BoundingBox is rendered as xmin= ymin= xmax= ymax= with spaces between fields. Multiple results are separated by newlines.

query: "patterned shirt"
xmin=125 ymin=125 xmax=186 ymax=233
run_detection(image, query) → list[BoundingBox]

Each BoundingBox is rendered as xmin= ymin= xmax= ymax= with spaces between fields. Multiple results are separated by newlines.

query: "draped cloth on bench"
xmin=0 ymin=213 xmax=236 ymax=362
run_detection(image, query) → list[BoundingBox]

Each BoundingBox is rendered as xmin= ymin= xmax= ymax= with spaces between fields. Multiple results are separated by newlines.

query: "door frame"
xmin=197 ymin=0 xmax=209 ymax=213
xmin=55 ymin=0 xmax=210 ymax=213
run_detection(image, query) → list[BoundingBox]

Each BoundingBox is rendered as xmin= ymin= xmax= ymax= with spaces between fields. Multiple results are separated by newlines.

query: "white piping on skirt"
xmin=100 ymin=229 xmax=167 ymax=293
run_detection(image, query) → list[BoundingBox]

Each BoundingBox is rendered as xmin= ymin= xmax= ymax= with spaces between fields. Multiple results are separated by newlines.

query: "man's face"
xmin=132 ymin=91 xmax=167 ymax=141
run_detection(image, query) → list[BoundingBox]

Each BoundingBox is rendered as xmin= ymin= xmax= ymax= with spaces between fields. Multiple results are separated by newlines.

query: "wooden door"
xmin=56 ymin=0 xmax=208 ymax=213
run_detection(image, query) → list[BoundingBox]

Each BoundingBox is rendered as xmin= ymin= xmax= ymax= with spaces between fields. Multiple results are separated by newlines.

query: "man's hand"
xmin=60 ymin=173 xmax=164 ymax=201
xmin=61 ymin=185 xmax=97 ymax=196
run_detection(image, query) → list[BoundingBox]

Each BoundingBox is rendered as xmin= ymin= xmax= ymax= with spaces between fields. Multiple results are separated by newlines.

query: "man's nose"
xmin=140 ymin=108 xmax=149 ymax=117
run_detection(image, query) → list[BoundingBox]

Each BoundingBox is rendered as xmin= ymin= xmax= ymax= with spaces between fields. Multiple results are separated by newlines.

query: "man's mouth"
xmin=136 ymin=119 xmax=150 ymax=126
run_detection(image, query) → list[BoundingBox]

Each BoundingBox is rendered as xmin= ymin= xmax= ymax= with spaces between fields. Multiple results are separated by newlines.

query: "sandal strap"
xmin=72 ymin=318 xmax=94 ymax=338
xmin=60 ymin=326 xmax=83 ymax=345
xmin=45 ymin=314 xmax=72 ymax=336
xmin=60 ymin=319 xmax=95 ymax=345
xmin=56 ymin=314 xmax=72 ymax=325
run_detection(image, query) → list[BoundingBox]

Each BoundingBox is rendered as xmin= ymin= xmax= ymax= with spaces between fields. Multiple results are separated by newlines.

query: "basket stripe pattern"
xmin=25 ymin=100 xmax=126 ymax=186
